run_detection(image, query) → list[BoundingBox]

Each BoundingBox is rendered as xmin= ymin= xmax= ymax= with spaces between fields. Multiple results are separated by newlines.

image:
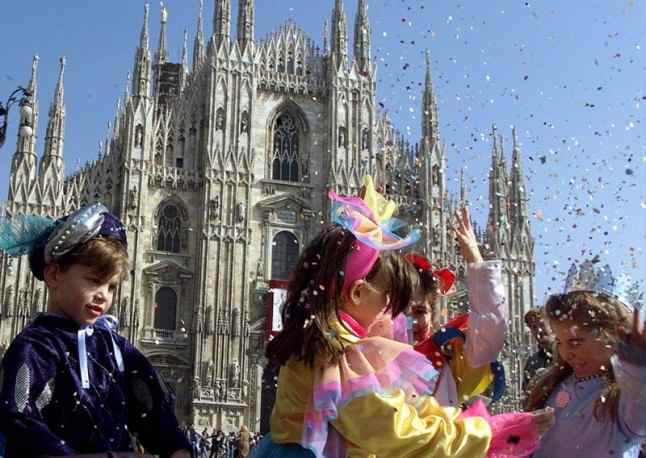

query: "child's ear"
xmin=349 ymin=280 xmax=365 ymax=305
xmin=43 ymin=264 xmax=61 ymax=289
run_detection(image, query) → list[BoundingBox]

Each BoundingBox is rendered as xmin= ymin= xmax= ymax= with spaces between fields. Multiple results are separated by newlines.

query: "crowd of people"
xmin=182 ymin=425 xmax=262 ymax=458
xmin=0 ymin=178 xmax=643 ymax=457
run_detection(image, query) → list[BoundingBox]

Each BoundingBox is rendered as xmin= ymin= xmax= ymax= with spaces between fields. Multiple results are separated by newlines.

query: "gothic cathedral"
xmin=0 ymin=0 xmax=535 ymax=429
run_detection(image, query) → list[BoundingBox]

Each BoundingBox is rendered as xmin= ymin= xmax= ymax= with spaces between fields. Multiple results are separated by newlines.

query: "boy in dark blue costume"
xmin=0 ymin=203 xmax=191 ymax=458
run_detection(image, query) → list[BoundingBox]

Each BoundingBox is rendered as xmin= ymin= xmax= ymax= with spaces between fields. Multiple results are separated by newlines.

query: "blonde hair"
xmin=525 ymin=290 xmax=632 ymax=421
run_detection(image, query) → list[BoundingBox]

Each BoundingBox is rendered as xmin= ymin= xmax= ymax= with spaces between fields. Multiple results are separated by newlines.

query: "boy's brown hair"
xmin=31 ymin=236 xmax=129 ymax=282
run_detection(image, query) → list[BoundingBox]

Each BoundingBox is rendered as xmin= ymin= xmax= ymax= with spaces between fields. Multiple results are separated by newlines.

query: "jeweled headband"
xmin=0 ymin=202 xmax=127 ymax=280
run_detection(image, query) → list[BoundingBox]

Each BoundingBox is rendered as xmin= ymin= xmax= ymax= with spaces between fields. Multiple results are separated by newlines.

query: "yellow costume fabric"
xmin=270 ymin=317 xmax=492 ymax=457
xmin=448 ymin=338 xmax=495 ymax=404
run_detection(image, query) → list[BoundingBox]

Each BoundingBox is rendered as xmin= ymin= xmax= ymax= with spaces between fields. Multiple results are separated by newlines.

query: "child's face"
xmin=345 ymin=269 xmax=392 ymax=330
xmin=407 ymin=290 xmax=438 ymax=343
xmin=45 ymin=263 xmax=121 ymax=326
xmin=527 ymin=317 xmax=555 ymax=349
xmin=551 ymin=320 xmax=614 ymax=378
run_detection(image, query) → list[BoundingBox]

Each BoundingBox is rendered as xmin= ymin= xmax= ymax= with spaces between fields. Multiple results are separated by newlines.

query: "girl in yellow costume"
xmin=252 ymin=177 xmax=553 ymax=458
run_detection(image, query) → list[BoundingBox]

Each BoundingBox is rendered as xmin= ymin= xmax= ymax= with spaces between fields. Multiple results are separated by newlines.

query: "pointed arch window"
xmin=271 ymin=113 xmax=300 ymax=182
xmin=157 ymin=204 xmax=182 ymax=253
xmin=271 ymin=231 xmax=299 ymax=280
xmin=154 ymin=287 xmax=177 ymax=330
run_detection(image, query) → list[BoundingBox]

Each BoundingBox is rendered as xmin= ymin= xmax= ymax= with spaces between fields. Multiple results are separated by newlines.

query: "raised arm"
xmin=453 ymin=206 xmax=508 ymax=368
xmin=614 ymin=309 xmax=646 ymax=439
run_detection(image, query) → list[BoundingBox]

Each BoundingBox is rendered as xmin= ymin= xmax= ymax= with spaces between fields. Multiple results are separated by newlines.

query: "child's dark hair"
xmin=30 ymin=236 xmax=129 ymax=282
xmin=266 ymin=225 xmax=419 ymax=367
xmin=418 ymin=267 xmax=438 ymax=297
xmin=525 ymin=290 xmax=632 ymax=421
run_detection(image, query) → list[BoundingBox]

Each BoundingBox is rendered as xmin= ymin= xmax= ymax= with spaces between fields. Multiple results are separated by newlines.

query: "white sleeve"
xmin=613 ymin=354 xmax=646 ymax=438
xmin=464 ymin=260 xmax=508 ymax=368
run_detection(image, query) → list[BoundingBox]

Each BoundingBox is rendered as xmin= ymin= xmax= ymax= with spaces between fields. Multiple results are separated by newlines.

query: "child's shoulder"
xmin=4 ymin=316 xmax=67 ymax=361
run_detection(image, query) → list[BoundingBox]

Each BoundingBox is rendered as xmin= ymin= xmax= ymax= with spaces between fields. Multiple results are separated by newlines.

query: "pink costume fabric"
xmin=461 ymin=400 xmax=541 ymax=458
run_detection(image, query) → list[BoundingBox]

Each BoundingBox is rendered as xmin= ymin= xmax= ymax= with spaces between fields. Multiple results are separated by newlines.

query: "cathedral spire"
xmin=132 ymin=3 xmax=151 ymax=98
xmin=353 ymin=0 xmax=371 ymax=72
xmin=156 ymin=1 xmax=169 ymax=65
xmin=323 ymin=19 xmax=330 ymax=54
xmin=509 ymin=127 xmax=529 ymax=228
xmin=181 ymin=29 xmax=189 ymax=70
xmin=40 ymin=56 xmax=66 ymax=180
xmin=421 ymin=50 xmax=438 ymax=141
xmin=237 ymin=0 xmax=254 ymax=50
xmin=28 ymin=54 xmax=39 ymax=102
xmin=10 ymin=55 xmax=39 ymax=186
xmin=486 ymin=124 xmax=510 ymax=253
xmin=193 ymin=0 xmax=205 ymax=71
xmin=213 ymin=0 xmax=231 ymax=47
xmin=124 ymin=72 xmax=131 ymax=102
xmin=330 ymin=0 xmax=348 ymax=69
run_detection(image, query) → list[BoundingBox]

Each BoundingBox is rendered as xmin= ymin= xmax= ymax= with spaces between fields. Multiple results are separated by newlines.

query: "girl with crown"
xmin=526 ymin=265 xmax=646 ymax=457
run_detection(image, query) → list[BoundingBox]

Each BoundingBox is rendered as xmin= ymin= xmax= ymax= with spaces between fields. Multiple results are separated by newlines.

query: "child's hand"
xmin=531 ymin=407 xmax=555 ymax=437
xmin=617 ymin=308 xmax=646 ymax=367
xmin=452 ymin=206 xmax=484 ymax=264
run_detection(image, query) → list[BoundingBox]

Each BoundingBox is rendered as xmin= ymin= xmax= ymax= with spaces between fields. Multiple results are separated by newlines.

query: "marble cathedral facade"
xmin=0 ymin=0 xmax=535 ymax=430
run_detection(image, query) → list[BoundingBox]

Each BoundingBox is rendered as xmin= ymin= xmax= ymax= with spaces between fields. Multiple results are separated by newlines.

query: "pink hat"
xmin=329 ymin=176 xmax=420 ymax=294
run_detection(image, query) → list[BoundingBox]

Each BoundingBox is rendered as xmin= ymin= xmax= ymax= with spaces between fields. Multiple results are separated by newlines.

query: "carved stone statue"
xmin=195 ymin=307 xmax=203 ymax=334
xmin=216 ymin=109 xmax=225 ymax=131
xmin=231 ymin=308 xmax=240 ymax=338
xmin=133 ymin=301 xmax=140 ymax=330
xmin=5 ymin=286 xmax=13 ymax=317
xmin=235 ymin=202 xmax=246 ymax=223
xmin=362 ymin=129 xmax=369 ymax=150
xmin=240 ymin=114 xmax=249 ymax=134
xmin=119 ymin=296 xmax=129 ymax=327
xmin=215 ymin=380 xmax=223 ymax=400
xmin=135 ymin=124 xmax=144 ymax=147
xmin=209 ymin=196 xmax=220 ymax=221
xmin=32 ymin=289 xmax=41 ymax=313
xmin=256 ymin=256 xmax=265 ymax=279
xmin=21 ymin=289 xmax=29 ymax=315
xmin=204 ymin=361 xmax=214 ymax=387
xmin=6 ymin=258 xmax=14 ymax=275
xmin=338 ymin=128 xmax=346 ymax=148
xmin=128 ymin=186 xmax=138 ymax=210
xmin=206 ymin=305 xmax=214 ymax=335
xmin=229 ymin=360 xmax=240 ymax=386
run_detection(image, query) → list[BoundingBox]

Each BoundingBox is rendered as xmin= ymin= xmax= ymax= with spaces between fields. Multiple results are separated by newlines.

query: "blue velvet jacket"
xmin=0 ymin=314 xmax=190 ymax=457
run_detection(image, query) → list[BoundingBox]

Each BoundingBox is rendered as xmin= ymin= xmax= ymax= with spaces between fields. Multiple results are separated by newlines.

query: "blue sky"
xmin=1 ymin=0 xmax=643 ymax=302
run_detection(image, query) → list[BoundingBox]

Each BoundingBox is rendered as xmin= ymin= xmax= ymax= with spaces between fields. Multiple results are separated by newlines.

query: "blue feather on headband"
xmin=0 ymin=213 xmax=56 ymax=257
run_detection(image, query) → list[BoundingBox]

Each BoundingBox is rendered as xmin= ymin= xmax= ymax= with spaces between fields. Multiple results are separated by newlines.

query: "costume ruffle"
xmin=302 ymin=336 xmax=440 ymax=456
